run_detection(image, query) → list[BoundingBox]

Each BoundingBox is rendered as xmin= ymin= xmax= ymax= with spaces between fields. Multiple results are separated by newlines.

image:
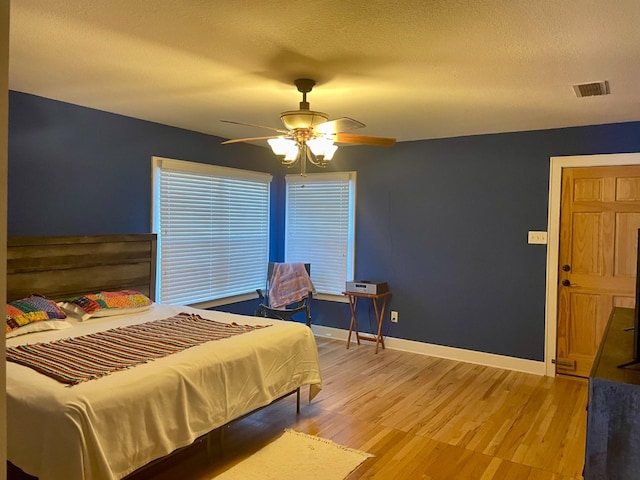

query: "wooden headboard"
xmin=7 ymin=234 xmax=157 ymax=302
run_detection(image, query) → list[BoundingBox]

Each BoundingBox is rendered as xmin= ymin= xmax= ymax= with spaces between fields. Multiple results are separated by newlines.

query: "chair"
xmin=256 ymin=263 xmax=313 ymax=327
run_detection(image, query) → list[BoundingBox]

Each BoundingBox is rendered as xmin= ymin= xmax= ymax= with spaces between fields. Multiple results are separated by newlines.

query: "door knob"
xmin=561 ymin=279 xmax=578 ymax=287
xmin=562 ymin=264 xmax=571 ymax=272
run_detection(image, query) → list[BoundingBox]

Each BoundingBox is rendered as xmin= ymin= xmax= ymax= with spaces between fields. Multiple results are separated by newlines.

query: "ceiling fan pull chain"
xmin=301 ymin=145 xmax=307 ymax=176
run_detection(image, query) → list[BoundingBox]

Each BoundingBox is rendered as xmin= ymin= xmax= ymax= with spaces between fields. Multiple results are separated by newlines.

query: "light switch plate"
xmin=528 ymin=231 xmax=548 ymax=244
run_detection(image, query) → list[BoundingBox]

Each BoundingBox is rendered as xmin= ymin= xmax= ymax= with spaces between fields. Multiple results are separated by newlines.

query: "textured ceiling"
xmin=8 ymin=0 xmax=640 ymax=145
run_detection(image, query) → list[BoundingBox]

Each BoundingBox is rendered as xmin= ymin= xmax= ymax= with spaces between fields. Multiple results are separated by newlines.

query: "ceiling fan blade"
xmin=315 ymin=117 xmax=365 ymax=134
xmin=335 ymin=132 xmax=396 ymax=147
xmin=221 ymin=120 xmax=288 ymax=134
xmin=221 ymin=135 xmax=282 ymax=145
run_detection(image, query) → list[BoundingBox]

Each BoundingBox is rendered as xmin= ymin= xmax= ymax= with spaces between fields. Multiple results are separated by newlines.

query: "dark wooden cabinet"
xmin=585 ymin=307 xmax=640 ymax=479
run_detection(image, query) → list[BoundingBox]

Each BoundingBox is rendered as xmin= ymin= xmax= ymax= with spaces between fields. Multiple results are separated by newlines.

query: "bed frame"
xmin=7 ymin=234 xmax=157 ymax=302
xmin=6 ymin=233 xmax=303 ymax=479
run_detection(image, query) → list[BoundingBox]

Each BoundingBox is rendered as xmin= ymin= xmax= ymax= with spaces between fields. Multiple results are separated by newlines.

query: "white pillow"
xmin=59 ymin=303 xmax=152 ymax=321
xmin=6 ymin=320 xmax=73 ymax=339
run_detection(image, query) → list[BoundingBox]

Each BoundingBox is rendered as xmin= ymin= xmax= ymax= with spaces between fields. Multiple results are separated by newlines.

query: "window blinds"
xmin=153 ymin=157 xmax=271 ymax=305
xmin=285 ymin=172 xmax=356 ymax=295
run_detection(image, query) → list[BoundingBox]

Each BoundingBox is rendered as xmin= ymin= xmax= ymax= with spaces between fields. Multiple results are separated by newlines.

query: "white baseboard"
xmin=311 ymin=325 xmax=546 ymax=376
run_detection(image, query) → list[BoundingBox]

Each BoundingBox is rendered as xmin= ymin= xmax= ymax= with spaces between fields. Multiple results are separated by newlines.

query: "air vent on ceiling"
xmin=572 ymin=80 xmax=610 ymax=98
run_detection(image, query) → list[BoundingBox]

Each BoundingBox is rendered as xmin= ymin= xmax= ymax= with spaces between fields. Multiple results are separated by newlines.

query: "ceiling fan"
xmin=221 ymin=79 xmax=396 ymax=175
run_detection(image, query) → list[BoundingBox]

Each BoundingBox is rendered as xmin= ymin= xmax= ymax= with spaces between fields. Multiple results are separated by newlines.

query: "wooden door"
xmin=557 ymin=166 xmax=640 ymax=377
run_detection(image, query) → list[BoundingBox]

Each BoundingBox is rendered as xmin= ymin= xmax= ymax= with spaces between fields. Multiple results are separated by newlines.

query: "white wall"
xmin=1 ymin=2 xmax=9 ymax=478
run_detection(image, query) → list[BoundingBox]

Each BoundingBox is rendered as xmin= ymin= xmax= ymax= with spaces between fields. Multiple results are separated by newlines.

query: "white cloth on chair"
xmin=269 ymin=263 xmax=316 ymax=308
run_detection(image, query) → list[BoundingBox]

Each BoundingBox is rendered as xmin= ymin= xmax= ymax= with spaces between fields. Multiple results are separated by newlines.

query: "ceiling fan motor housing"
xmin=280 ymin=110 xmax=329 ymax=131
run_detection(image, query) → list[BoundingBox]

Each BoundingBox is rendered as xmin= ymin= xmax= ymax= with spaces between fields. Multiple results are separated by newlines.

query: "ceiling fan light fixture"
xmin=222 ymin=78 xmax=395 ymax=176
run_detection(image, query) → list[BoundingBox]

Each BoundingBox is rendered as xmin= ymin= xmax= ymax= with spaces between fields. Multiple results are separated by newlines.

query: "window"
xmin=152 ymin=157 xmax=271 ymax=305
xmin=285 ymin=172 xmax=356 ymax=297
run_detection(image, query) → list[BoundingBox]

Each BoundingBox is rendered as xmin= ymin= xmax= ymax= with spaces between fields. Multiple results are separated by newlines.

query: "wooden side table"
xmin=342 ymin=290 xmax=392 ymax=354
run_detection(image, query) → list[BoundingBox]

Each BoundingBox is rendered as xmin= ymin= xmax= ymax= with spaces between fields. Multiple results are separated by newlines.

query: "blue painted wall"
xmin=7 ymin=91 xmax=278 ymax=241
xmin=9 ymin=91 xmax=640 ymax=361
xmin=311 ymin=125 xmax=640 ymax=361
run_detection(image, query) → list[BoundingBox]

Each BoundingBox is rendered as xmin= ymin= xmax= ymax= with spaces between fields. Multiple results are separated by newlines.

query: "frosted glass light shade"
xmin=307 ymin=137 xmax=338 ymax=160
xmin=268 ymin=138 xmax=298 ymax=161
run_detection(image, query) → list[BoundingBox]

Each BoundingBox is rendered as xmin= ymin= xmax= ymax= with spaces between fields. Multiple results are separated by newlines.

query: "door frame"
xmin=545 ymin=152 xmax=640 ymax=376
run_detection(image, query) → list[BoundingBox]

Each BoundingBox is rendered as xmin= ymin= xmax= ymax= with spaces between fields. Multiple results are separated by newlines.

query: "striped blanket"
xmin=6 ymin=313 xmax=270 ymax=386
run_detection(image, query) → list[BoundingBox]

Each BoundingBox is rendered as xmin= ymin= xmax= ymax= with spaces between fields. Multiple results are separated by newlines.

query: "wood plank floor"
xmin=127 ymin=337 xmax=587 ymax=480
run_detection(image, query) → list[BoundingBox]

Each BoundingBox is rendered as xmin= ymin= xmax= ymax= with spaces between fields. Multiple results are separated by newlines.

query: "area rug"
xmin=213 ymin=429 xmax=374 ymax=480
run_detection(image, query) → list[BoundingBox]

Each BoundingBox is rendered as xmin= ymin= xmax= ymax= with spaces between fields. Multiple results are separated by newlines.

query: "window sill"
xmin=189 ymin=292 xmax=258 ymax=309
xmin=189 ymin=291 xmax=348 ymax=309
xmin=314 ymin=293 xmax=349 ymax=303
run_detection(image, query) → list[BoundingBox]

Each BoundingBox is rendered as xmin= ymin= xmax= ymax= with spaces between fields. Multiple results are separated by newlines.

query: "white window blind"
xmin=152 ymin=157 xmax=271 ymax=305
xmin=285 ymin=172 xmax=356 ymax=296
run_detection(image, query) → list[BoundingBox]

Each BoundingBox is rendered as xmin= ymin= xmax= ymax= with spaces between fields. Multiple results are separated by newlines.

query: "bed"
xmin=6 ymin=234 xmax=322 ymax=480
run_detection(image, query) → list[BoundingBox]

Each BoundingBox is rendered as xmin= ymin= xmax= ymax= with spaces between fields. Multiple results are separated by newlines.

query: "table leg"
xmin=372 ymin=297 xmax=388 ymax=354
xmin=346 ymin=296 xmax=360 ymax=349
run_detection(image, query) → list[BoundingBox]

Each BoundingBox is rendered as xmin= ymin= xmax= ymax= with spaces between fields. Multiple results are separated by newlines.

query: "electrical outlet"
xmin=528 ymin=231 xmax=548 ymax=245
xmin=391 ymin=311 xmax=398 ymax=323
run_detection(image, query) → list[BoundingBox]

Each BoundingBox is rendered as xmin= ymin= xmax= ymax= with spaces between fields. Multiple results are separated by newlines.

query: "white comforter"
xmin=6 ymin=304 xmax=322 ymax=480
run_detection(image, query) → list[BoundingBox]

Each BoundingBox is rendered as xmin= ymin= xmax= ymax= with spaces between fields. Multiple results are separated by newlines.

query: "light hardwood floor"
xmin=127 ymin=336 xmax=588 ymax=480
